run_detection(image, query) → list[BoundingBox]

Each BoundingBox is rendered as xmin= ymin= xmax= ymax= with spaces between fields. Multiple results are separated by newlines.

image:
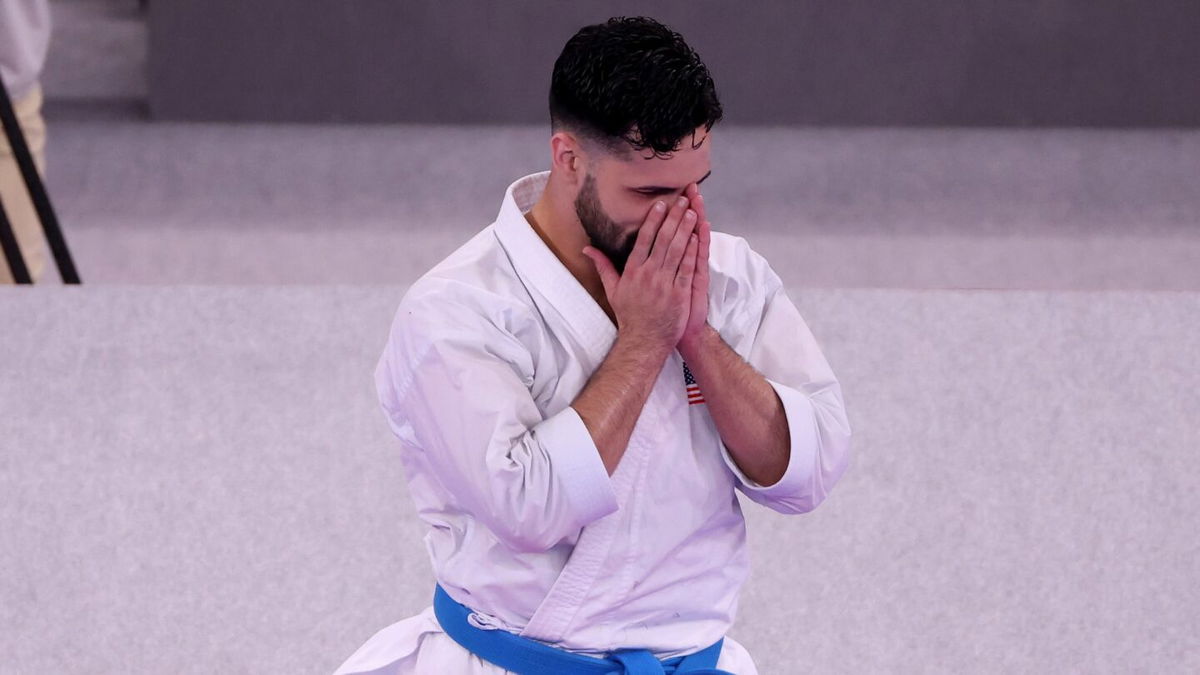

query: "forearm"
xmin=680 ymin=323 xmax=790 ymax=485
xmin=572 ymin=332 xmax=673 ymax=475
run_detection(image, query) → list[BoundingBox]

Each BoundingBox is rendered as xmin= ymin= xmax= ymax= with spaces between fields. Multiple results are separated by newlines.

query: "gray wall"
xmin=149 ymin=1 xmax=1200 ymax=126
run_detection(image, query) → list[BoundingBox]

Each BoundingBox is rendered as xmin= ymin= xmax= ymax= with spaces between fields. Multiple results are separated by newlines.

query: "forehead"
xmin=599 ymin=128 xmax=713 ymax=185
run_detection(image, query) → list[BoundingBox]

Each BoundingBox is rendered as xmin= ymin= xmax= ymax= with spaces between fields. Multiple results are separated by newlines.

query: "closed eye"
xmin=630 ymin=170 xmax=712 ymax=197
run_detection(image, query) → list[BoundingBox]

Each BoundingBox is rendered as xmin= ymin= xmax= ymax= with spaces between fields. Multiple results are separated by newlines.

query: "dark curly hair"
xmin=549 ymin=16 xmax=723 ymax=158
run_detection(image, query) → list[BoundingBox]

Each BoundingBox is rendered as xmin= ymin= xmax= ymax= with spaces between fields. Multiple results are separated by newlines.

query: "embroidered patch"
xmin=682 ymin=360 xmax=705 ymax=405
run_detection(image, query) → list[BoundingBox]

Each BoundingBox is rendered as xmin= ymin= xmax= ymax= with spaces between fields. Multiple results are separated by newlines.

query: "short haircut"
xmin=549 ymin=16 xmax=723 ymax=158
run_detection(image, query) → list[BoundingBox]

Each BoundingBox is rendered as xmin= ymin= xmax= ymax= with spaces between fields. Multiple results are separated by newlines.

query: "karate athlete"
xmin=334 ymin=16 xmax=852 ymax=675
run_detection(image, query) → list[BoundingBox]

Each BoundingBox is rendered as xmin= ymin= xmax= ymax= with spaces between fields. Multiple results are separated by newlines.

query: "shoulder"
xmin=386 ymin=227 xmax=538 ymax=361
xmin=706 ymin=231 xmax=784 ymax=308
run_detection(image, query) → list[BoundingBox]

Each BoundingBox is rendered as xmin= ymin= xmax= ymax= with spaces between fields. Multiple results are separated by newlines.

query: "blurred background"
xmin=8 ymin=0 xmax=1199 ymax=288
xmin=2 ymin=2 xmax=1198 ymax=674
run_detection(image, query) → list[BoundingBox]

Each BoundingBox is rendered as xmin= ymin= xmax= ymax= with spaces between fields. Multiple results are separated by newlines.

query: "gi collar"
xmin=492 ymin=171 xmax=619 ymax=361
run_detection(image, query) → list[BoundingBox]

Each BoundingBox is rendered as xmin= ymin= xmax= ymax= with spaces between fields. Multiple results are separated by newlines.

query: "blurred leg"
xmin=0 ymin=82 xmax=48 ymax=284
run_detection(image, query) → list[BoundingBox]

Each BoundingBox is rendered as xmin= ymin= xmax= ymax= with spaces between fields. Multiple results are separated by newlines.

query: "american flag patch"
xmin=682 ymin=360 xmax=705 ymax=405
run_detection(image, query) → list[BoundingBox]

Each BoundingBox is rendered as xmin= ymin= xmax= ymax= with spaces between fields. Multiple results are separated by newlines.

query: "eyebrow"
xmin=632 ymin=169 xmax=712 ymax=193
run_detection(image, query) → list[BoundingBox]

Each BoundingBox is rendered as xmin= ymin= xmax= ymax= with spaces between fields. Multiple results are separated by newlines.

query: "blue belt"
xmin=433 ymin=584 xmax=735 ymax=674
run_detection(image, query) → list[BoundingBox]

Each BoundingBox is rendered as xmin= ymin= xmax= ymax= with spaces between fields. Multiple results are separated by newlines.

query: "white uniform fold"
xmin=334 ymin=171 xmax=852 ymax=674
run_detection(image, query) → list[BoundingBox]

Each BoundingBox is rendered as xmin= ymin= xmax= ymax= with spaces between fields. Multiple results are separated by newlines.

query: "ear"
xmin=550 ymin=132 xmax=584 ymax=184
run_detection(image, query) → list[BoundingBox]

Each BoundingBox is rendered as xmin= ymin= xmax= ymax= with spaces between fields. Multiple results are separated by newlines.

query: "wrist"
xmin=615 ymin=328 xmax=675 ymax=363
xmin=678 ymin=322 xmax=714 ymax=359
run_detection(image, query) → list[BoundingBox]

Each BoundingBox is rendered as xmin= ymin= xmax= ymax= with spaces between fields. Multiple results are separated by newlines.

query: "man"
xmin=0 ymin=0 xmax=52 ymax=284
xmin=335 ymin=16 xmax=852 ymax=675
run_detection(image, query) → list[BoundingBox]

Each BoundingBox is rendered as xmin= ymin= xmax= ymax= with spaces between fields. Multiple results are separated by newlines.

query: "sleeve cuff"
xmin=719 ymin=378 xmax=818 ymax=497
xmin=535 ymin=405 xmax=620 ymax=527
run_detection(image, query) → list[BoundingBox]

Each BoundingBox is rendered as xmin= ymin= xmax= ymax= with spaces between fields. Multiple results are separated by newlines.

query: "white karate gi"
xmin=334 ymin=171 xmax=852 ymax=675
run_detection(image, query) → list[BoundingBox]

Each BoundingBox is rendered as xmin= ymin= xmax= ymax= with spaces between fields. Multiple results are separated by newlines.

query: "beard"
xmin=575 ymin=172 xmax=636 ymax=275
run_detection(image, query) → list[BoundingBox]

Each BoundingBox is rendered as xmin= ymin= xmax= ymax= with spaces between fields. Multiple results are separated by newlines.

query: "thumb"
xmin=582 ymin=246 xmax=619 ymax=299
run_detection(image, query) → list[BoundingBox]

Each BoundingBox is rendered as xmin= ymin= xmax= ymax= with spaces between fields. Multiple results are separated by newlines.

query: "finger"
xmin=692 ymin=221 xmax=710 ymax=294
xmin=662 ymin=208 xmax=698 ymax=275
xmin=676 ymin=232 xmax=700 ymax=284
xmin=582 ymin=246 xmax=619 ymax=298
xmin=628 ymin=200 xmax=668 ymax=269
xmin=684 ymin=183 xmax=706 ymax=224
xmin=692 ymin=192 xmax=707 ymax=227
xmin=649 ymin=195 xmax=689 ymax=268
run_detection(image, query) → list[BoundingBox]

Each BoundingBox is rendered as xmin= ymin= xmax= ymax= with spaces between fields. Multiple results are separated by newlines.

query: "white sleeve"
xmin=374 ymin=289 xmax=619 ymax=553
xmin=715 ymin=243 xmax=853 ymax=514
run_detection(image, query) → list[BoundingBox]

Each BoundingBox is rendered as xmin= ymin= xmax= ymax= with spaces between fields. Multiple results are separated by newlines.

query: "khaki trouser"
xmin=0 ymin=83 xmax=48 ymax=284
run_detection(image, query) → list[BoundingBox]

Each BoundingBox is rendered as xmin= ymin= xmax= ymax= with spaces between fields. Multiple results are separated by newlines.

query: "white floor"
xmin=3 ymin=286 xmax=1197 ymax=673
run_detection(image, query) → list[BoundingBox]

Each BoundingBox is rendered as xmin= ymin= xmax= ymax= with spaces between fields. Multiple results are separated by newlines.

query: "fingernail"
xmin=654 ymin=201 xmax=666 ymax=212
xmin=685 ymin=210 xmax=696 ymax=220
xmin=677 ymin=196 xmax=688 ymax=207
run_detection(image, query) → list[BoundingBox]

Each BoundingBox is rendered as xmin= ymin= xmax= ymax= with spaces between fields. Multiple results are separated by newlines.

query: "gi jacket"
xmin=371 ymin=171 xmax=852 ymax=662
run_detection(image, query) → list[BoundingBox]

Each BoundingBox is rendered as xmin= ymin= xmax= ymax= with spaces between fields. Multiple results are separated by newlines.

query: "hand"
xmin=678 ymin=182 xmax=711 ymax=352
xmin=583 ymin=195 xmax=700 ymax=353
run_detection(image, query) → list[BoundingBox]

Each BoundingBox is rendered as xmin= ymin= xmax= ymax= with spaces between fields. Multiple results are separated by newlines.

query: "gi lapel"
xmin=492 ymin=171 xmax=617 ymax=374
xmin=491 ymin=172 xmax=674 ymax=642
